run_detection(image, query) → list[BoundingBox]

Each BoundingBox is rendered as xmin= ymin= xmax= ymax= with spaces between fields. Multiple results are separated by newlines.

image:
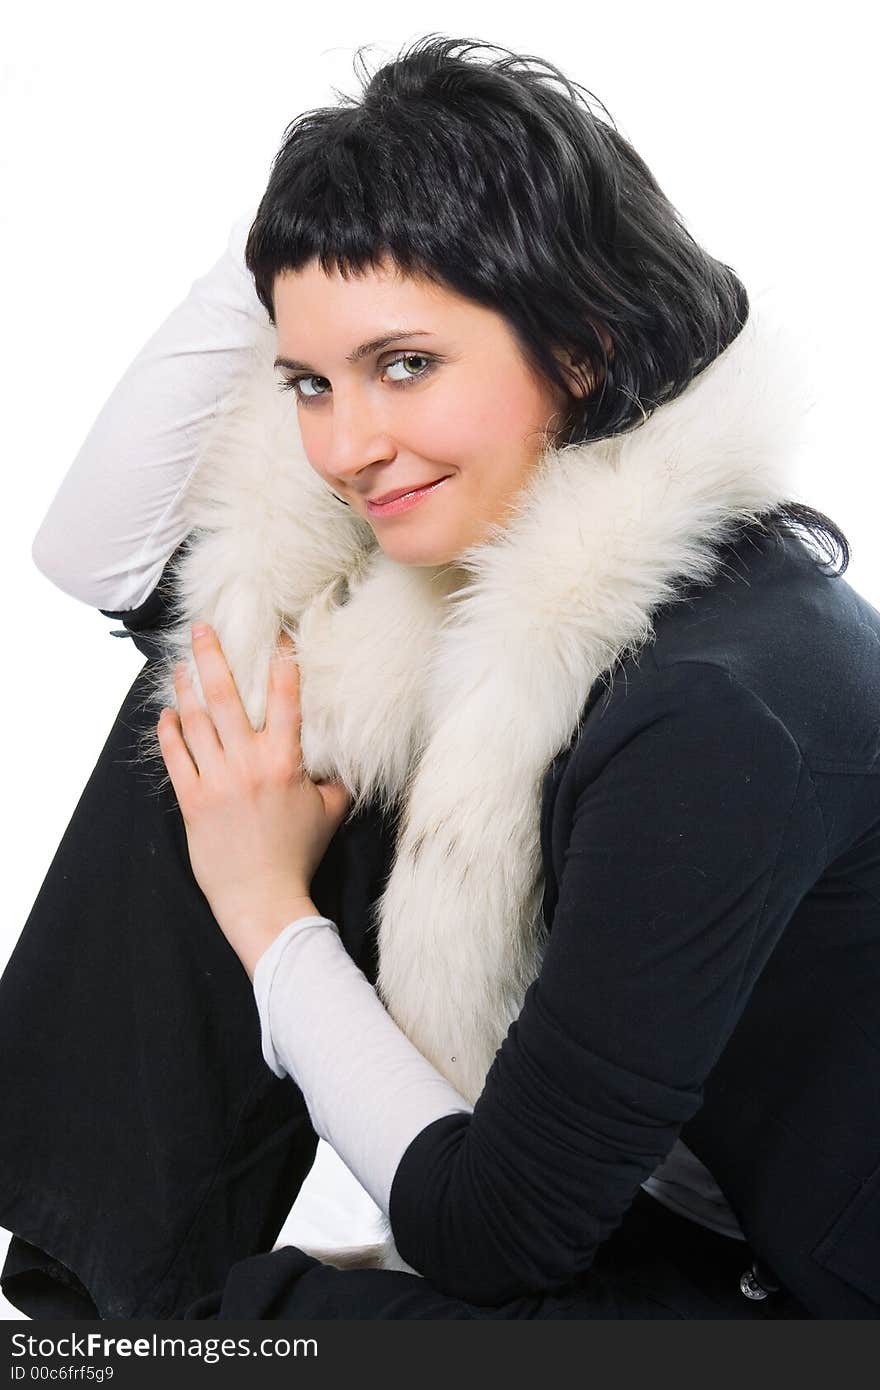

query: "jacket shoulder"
xmin=638 ymin=526 xmax=880 ymax=771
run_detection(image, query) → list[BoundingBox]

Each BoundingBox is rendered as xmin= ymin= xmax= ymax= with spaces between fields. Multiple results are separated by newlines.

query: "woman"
xmin=3 ymin=35 xmax=878 ymax=1320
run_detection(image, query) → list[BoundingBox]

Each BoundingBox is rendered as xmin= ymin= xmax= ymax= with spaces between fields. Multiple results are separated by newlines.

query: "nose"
xmin=321 ymin=388 xmax=397 ymax=491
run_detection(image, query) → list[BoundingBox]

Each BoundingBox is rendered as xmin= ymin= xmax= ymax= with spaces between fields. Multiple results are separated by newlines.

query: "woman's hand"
xmin=156 ymin=622 xmax=351 ymax=977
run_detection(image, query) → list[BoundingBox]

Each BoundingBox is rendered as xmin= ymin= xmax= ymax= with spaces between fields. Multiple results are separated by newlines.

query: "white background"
xmin=1 ymin=0 xmax=876 ymax=1319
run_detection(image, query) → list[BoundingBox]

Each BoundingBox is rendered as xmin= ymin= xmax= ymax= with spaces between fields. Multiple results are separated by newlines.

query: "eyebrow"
xmin=274 ymin=330 xmax=436 ymax=373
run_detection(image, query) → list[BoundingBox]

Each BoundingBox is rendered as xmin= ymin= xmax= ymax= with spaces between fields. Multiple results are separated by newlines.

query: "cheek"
xmin=415 ymin=386 xmax=520 ymax=461
xmin=295 ymin=414 xmax=323 ymax=467
xmin=456 ymin=369 xmax=552 ymax=453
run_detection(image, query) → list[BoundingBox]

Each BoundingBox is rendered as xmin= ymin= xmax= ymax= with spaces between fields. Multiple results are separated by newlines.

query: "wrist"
xmin=236 ymin=894 xmax=322 ymax=982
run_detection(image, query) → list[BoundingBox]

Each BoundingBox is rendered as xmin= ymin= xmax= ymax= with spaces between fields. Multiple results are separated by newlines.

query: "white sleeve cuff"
xmin=252 ymin=915 xmax=473 ymax=1215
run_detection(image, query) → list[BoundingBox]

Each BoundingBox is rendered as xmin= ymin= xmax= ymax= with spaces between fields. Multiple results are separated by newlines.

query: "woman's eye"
xmin=296 ymin=375 xmax=329 ymax=400
xmin=384 ymin=352 xmax=432 ymax=383
xmin=276 ymin=352 xmax=435 ymax=406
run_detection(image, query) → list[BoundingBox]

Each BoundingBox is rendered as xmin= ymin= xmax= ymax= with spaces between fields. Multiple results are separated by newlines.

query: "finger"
xmin=316 ymin=778 xmax=353 ymax=824
xmin=265 ymin=628 xmax=302 ymax=750
xmin=174 ymin=660 xmax=223 ymax=775
xmin=156 ymin=706 xmax=200 ymax=805
xmin=190 ymin=624 xmax=254 ymax=752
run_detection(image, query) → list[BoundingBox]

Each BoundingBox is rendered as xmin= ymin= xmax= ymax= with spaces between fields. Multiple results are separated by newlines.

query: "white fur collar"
xmin=136 ymin=292 xmax=812 ymax=1111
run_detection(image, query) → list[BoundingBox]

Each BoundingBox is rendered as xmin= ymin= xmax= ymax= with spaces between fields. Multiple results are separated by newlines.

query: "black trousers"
xmin=0 ymin=663 xmax=811 ymax=1321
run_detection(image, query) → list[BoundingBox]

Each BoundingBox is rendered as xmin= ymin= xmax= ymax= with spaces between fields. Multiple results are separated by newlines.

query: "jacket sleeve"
xmin=31 ymin=204 xmax=266 ymax=618
xmin=387 ymin=659 xmax=821 ymax=1304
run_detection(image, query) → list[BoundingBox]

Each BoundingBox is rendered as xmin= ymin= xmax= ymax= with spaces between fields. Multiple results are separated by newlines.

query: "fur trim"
xmin=130 ymin=290 xmax=813 ymax=1271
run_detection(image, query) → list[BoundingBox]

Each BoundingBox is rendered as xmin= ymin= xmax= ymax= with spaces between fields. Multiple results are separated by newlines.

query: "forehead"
xmin=272 ymin=255 xmax=488 ymax=339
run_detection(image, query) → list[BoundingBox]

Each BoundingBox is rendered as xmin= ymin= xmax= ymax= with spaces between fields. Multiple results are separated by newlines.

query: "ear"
xmin=553 ymin=351 xmax=600 ymax=400
xmin=553 ymin=326 xmax=614 ymax=400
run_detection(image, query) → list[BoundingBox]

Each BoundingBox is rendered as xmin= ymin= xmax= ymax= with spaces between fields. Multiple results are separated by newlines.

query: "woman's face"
xmin=272 ymin=256 xmax=584 ymax=567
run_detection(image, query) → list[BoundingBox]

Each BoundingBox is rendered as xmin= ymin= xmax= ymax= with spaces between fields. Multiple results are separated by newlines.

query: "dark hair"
xmin=244 ymin=33 xmax=849 ymax=575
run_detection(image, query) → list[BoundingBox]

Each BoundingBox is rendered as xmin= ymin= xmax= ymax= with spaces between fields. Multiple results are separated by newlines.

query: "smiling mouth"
xmin=365 ymin=476 xmax=453 ymax=517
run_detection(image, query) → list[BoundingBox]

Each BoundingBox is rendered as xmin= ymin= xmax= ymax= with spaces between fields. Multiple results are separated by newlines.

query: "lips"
xmin=368 ymin=476 xmax=452 ymax=506
xmin=365 ymin=475 xmax=453 ymax=518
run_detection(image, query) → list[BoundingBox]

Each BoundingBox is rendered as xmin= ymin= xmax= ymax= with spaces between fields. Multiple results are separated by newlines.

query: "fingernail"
xmin=192 ymin=622 xmax=210 ymax=639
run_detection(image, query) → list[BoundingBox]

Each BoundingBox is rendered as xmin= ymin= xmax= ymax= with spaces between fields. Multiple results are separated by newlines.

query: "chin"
xmin=375 ymin=529 xmax=463 ymax=568
xmin=379 ymin=545 xmax=456 ymax=568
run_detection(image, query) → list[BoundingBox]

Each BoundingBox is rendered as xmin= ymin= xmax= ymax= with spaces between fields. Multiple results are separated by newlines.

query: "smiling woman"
xmin=4 ymin=32 xmax=878 ymax=1325
xmin=242 ymin=34 xmax=846 ymax=571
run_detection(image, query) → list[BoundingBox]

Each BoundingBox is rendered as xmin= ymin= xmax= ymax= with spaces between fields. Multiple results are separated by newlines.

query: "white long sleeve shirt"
xmin=31 ymin=212 xmax=747 ymax=1249
xmin=252 ymin=915 xmax=474 ymax=1216
xmin=31 ymin=206 xmax=270 ymax=615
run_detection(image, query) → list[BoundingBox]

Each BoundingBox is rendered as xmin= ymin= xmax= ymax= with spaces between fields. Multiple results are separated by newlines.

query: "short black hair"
xmin=245 ymin=33 xmax=849 ymax=574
